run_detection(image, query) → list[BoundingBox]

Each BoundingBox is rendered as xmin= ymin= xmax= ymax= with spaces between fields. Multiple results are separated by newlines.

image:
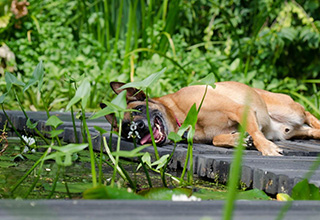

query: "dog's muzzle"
xmin=123 ymin=115 xmax=166 ymax=145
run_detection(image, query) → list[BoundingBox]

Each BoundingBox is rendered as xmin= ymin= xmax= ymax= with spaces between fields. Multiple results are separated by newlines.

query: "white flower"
xmin=172 ymin=194 xmax=201 ymax=202
xmin=22 ymin=135 xmax=36 ymax=153
xmin=22 ymin=135 xmax=35 ymax=146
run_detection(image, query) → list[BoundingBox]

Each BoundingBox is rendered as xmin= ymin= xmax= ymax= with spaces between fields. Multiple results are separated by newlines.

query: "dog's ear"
xmin=99 ymin=103 xmax=119 ymax=131
xmin=110 ymin=82 xmax=146 ymax=101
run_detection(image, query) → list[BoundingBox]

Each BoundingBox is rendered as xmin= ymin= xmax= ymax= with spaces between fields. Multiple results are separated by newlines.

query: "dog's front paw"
xmin=259 ymin=142 xmax=283 ymax=156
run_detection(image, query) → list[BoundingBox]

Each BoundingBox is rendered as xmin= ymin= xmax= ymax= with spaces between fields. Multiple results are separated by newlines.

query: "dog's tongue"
xmin=140 ymin=127 xmax=159 ymax=145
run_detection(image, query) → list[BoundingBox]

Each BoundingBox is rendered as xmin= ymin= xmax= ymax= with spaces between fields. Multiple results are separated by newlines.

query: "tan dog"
xmin=102 ymin=81 xmax=320 ymax=156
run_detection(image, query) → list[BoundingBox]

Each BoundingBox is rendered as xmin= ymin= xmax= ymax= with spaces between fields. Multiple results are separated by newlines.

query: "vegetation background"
xmin=1 ymin=0 xmax=320 ymax=116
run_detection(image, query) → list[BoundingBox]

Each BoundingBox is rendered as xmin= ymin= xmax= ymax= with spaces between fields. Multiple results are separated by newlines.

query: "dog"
xmin=101 ymin=81 xmax=320 ymax=156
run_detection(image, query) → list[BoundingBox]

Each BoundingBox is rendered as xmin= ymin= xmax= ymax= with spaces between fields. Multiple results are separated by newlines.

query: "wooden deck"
xmin=1 ymin=110 xmax=320 ymax=195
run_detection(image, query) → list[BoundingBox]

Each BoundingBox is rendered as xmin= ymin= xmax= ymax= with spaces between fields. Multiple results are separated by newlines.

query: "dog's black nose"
xmin=136 ymin=120 xmax=145 ymax=130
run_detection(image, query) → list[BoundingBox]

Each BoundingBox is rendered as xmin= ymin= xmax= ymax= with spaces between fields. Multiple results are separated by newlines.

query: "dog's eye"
xmin=134 ymin=105 xmax=144 ymax=112
xmin=132 ymin=105 xmax=144 ymax=116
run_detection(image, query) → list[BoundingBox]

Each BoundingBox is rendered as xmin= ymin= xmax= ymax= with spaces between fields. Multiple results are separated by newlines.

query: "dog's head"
xmin=101 ymin=82 xmax=177 ymax=145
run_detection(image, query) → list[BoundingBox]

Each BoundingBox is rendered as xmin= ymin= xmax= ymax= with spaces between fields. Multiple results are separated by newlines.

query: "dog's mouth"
xmin=140 ymin=116 xmax=166 ymax=145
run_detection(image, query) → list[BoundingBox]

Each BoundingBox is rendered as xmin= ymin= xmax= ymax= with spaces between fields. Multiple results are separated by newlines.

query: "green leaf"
xmin=177 ymin=103 xmax=198 ymax=142
xmin=111 ymin=144 xmax=150 ymax=158
xmin=91 ymin=91 xmax=130 ymax=120
xmin=43 ymin=182 xmax=92 ymax=193
xmin=193 ymin=189 xmax=270 ymax=200
xmin=0 ymin=161 xmax=17 ymax=168
xmin=50 ymin=143 xmax=88 ymax=154
xmin=119 ymin=68 xmax=166 ymax=90
xmin=111 ymin=90 xmax=127 ymax=111
xmin=45 ymin=115 xmax=63 ymax=129
xmin=43 ymin=143 xmax=88 ymax=166
xmin=5 ymin=72 xmax=25 ymax=91
xmin=230 ymin=58 xmax=240 ymax=72
xmin=291 ymin=179 xmax=320 ymax=200
xmin=48 ymin=129 xmax=64 ymax=138
xmin=138 ymin=187 xmax=192 ymax=200
xmin=0 ymin=93 xmax=7 ymax=104
xmin=168 ymin=132 xmax=183 ymax=143
xmin=151 ymin=154 xmax=170 ymax=170
xmin=94 ymin=126 xmax=107 ymax=134
xmin=190 ymin=73 xmax=216 ymax=88
xmin=83 ymin=185 xmax=145 ymax=200
xmin=66 ymin=80 xmax=91 ymax=110
xmin=90 ymin=106 xmax=116 ymax=120
xmin=23 ymin=61 xmax=44 ymax=92
xmin=136 ymin=152 xmax=152 ymax=171
xmin=26 ymin=118 xmax=38 ymax=129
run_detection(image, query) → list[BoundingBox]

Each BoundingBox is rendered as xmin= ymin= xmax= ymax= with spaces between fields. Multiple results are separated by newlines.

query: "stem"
xmin=145 ymin=90 xmax=160 ymax=160
xmin=111 ymin=119 xmax=122 ymax=187
xmin=2 ymin=105 xmax=29 ymax=147
xmin=145 ymin=89 xmax=167 ymax=186
xmin=62 ymin=167 xmax=72 ymax=199
xmin=69 ymin=82 xmax=79 ymax=143
xmin=133 ymin=138 xmax=152 ymax=188
xmin=13 ymin=89 xmax=50 ymax=145
xmin=103 ymin=137 xmax=133 ymax=186
xmin=198 ymin=85 xmax=208 ymax=113
xmin=23 ymin=147 xmax=51 ymax=198
xmin=99 ymin=133 xmax=104 ymax=185
xmin=40 ymin=92 xmax=50 ymax=119
xmin=223 ymin=105 xmax=248 ymax=220
xmin=82 ymin=110 xmax=97 ymax=187
xmin=47 ymin=165 xmax=61 ymax=199
xmin=187 ymin=140 xmax=193 ymax=183
xmin=180 ymin=140 xmax=190 ymax=181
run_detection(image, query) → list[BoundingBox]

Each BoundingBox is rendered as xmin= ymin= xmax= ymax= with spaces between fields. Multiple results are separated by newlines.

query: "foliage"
xmin=0 ymin=0 xmax=320 ymax=116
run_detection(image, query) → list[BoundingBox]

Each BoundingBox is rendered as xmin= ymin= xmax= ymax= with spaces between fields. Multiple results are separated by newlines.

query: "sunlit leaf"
xmin=138 ymin=187 xmax=192 ymax=200
xmin=277 ymin=193 xmax=293 ymax=201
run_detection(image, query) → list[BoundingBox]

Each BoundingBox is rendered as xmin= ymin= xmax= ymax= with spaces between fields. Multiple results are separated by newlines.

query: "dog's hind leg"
xmin=305 ymin=111 xmax=320 ymax=129
xmin=228 ymin=107 xmax=283 ymax=156
xmin=288 ymin=111 xmax=320 ymax=140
